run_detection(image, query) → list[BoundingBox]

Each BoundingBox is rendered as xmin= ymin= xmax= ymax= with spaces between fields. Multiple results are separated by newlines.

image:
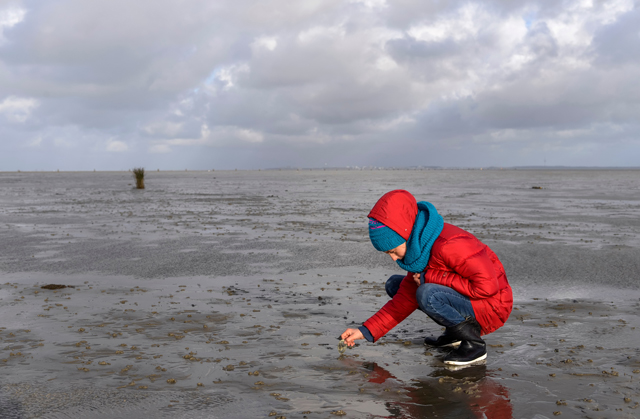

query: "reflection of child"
xmin=340 ymin=190 xmax=513 ymax=365
xmin=362 ymin=361 xmax=513 ymax=418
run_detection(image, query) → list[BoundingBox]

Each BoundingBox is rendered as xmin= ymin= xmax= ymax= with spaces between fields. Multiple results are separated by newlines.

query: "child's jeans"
xmin=385 ymin=275 xmax=476 ymax=328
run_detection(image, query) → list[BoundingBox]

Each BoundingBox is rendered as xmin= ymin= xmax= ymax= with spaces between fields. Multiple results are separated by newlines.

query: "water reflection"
xmin=362 ymin=362 xmax=512 ymax=419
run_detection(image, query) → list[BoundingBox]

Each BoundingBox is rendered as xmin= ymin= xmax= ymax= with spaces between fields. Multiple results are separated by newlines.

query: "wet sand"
xmin=1 ymin=169 xmax=639 ymax=418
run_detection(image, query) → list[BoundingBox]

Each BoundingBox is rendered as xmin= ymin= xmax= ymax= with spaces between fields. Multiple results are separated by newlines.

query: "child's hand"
xmin=412 ymin=273 xmax=421 ymax=286
xmin=340 ymin=328 xmax=364 ymax=347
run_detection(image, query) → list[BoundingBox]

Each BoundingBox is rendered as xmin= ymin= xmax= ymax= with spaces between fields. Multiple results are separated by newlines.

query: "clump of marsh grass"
xmin=132 ymin=167 xmax=145 ymax=189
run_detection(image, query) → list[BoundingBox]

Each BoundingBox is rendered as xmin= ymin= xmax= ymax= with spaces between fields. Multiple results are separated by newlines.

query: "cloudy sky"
xmin=0 ymin=0 xmax=638 ymax=170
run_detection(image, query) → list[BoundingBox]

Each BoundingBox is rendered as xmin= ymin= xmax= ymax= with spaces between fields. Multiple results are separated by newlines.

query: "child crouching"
xmin=340 ymin=190 xmax=513 ymax=365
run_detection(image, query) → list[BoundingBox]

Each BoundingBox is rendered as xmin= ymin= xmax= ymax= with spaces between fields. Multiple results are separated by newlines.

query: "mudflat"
xmin=0 ymin=169 xmax=639 ymax=419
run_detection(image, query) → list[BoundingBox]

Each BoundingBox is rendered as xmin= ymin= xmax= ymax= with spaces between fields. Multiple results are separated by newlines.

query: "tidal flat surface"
xmin=1 ymin=169 xmax=639 ymax=418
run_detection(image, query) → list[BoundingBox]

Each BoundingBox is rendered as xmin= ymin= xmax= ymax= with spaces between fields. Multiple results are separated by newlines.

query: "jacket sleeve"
xmin=425 ymin=236 xmax=499 ymax=300
xmin=363 ymin=273 xmax=418 ymax=342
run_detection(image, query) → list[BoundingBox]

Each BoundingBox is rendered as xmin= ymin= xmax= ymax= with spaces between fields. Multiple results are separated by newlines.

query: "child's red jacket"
xmin=364 ymin=190 xmax=513 ymax=338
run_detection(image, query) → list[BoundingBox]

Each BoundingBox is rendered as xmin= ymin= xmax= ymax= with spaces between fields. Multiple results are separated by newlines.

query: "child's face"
xmin=384 ymin=242 xmax=406 ymax=262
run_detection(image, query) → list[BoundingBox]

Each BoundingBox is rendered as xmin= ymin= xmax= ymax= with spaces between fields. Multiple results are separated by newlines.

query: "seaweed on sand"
xmin=132 ymin=167 xmax=145 ymax=189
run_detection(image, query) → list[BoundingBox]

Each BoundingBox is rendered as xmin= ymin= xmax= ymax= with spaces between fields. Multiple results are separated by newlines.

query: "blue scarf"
xmin=396 ymin=201 xmax=444 ymax=273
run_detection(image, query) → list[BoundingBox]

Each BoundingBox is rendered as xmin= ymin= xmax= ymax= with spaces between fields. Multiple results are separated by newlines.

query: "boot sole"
xmin=424 ymin=341 xmax=461 ymax=349
xmin=443 ymin=353 xmax=487 ymax=366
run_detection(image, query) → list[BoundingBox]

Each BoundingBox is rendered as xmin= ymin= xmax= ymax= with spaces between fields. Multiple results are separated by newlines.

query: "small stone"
xmin=197 ymin=383 xmax=203 ymax=387
xmin=331 ymin=410 xmax=346 ymax=416
xmin=553 ymin=412 xmax=561 ymax=416
xmin=167 ymin=378 xmax=176 ymax=384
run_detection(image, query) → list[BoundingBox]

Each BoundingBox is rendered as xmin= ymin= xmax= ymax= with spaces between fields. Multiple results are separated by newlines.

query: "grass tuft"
xmin=132 ymin=167 xmax=145 ymax=189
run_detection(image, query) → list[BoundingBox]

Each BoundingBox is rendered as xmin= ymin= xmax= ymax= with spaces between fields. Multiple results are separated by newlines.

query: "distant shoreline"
xmin=3 ymin=166 xmax=640 ymax=173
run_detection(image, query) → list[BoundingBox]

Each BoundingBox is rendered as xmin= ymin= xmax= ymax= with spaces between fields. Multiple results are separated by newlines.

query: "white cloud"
xmin=350 ymin=0 xmax=387 ymax=9
xmin=1 ymin=0 xmax=640 ymax=169
xmin=297 ymin=24 xmax=345 ymax=43
xmin=407 ymin=4 xmax=486 ymax=43
xmin=143 ymin=121 xmax=185 ymax=138
xmin=252 ymin=36 xmax=278 ymax=51
xmin=0 ymin=5 xmax=26 ymax=44
xmin=375 ymin=56 xmax=397 ymax=71
xmin=0 ymin=96 xmax=39 ymax=123
xmin=235 ymin=128 xmax=264 ymax=143
xmin=106 ymin=140 xmax=129 ymax=152
xmin=209 ymin=64 xmax=250 ymax=90
xmin=149 ymin=144 xmax=172 ymax=153
xmin=545 ymin=0 xmax=633 ymax=50
xmin=154 ymin=124 xmax=265 ymax=149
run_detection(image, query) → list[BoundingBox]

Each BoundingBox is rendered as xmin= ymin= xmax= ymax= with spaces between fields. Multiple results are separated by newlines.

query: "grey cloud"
xmin=592 ymin=6 xmax=640 ymax=66
xmin=524 ymin=21 xmax=558 ymax=58
xmin=1 ymin=0 xmax=639 ymax=170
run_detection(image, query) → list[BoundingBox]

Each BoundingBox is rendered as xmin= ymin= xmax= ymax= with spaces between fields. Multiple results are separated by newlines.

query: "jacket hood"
xmin=367 ymin=190 xmax=417 ymax=241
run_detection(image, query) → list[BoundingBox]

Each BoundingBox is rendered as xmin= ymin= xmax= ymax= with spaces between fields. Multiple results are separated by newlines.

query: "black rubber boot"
xmin=423 ymin=328 xmax=461 ymax=348
xmin=443 ymin=317 xmax=487 ymax=366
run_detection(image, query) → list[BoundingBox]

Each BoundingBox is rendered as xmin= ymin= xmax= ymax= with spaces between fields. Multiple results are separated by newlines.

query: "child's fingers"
xmin=341 ymin=328 xmax=360 ymax=344
xmin=412 ymin=273 xmax=421 ymax=286
xmin=344 ymin=329 xmax=363 ymax=346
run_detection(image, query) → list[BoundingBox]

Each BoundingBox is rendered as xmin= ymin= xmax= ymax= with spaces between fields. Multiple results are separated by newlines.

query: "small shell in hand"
xmin=338 ymin=339 xmax=348 ymax=354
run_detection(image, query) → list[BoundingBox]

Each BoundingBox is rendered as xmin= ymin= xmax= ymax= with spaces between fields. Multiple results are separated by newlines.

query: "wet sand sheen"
xmin=1 ymin=270 xmax=639 ymax=418
xmin=1 ymin=170 xmax=640 ymax=418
